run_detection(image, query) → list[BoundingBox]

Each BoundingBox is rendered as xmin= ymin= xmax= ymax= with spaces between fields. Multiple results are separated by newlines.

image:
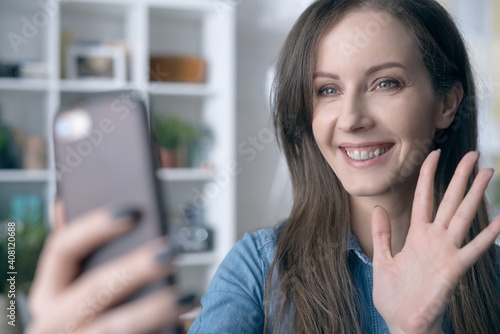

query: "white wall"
xmin=235 ymin=1 xmax=302 ymax=238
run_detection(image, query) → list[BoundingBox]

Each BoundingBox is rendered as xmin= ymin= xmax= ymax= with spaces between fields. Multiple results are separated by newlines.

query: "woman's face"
xmin=312 ymin=10 xmax=446 ymax=197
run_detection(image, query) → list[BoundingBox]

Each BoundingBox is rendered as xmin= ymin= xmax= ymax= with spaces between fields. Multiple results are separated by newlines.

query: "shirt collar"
xmin=347 ymin=232 xmax=373 ymax=266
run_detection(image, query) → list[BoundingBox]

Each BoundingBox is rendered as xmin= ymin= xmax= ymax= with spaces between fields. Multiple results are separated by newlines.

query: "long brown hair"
xmin=266 ymin=0 xmax=500 ymax=333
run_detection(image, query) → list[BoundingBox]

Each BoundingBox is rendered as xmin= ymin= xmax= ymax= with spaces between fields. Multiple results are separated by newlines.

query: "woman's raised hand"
xmin=371 ymin=151 xmax=500 ymax=334
xmin=26 ymin=202 xmax=196 ymax=334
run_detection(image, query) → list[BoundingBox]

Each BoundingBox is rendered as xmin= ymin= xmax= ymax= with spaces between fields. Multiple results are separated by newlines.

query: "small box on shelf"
xmin=65 ymin=43 xmax=127 ymax=83
xmin=150 ymin=56 xmax=206 ymax=84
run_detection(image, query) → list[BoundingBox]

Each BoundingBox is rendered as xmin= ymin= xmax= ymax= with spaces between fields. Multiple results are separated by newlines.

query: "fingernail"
xmin=113 ymin=207 xmax=142 ymax=222
xmin=166 ymin=274 xmax=176 ymax=285
xmin=374 ymin=204 xmax=381 ymax=208
xmin=177 ymin=293 xmax=197 ymax=306
xmin=436 ymin=148 xmax=442 ymax=153
xmin=155 ymin=245 xmax=182 ymax=263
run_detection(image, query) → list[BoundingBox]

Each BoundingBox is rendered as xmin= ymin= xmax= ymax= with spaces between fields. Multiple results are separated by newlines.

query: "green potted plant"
xmin=152 ymin=115 xmax=200 ymax=168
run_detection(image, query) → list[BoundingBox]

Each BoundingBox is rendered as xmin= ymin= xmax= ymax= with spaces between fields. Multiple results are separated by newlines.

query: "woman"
xmin=28 ymin=0 xmax=500 ymax=333
xmin=190 ymin=0 xmax=500 ymax=333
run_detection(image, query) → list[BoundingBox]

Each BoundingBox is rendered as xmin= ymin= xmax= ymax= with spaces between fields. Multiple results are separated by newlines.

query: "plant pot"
xmin=160 ymin=148 xmax=177 ymax=168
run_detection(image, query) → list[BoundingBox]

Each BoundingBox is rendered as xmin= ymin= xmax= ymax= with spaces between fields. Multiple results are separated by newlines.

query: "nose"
xmin=337 ymin=94 xmax=375 ymax=133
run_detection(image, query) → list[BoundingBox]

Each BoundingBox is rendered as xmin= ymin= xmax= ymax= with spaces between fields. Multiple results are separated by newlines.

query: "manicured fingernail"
xmin=167 ymin=274 xmax=176 ymax=285
xmin=177 ymin=293 xmax=197 ymax=306
xmin=113 ymin=207 xmax=142 ymax=222
xmin=155 ymin=245 xmax=182 ymax=263
xmin=436 ymin=148 xmax=442 ymax=153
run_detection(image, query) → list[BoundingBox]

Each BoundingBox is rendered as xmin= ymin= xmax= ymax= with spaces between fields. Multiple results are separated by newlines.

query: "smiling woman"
xmin=25 ymin=0 xmax=500 ymax=333
xmin=190 ymin=0 xmax=500 ymax=333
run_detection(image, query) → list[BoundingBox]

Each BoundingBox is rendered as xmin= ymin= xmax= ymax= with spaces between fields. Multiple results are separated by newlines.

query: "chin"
xmin=340 ymin=180 xmax=394 ymax=198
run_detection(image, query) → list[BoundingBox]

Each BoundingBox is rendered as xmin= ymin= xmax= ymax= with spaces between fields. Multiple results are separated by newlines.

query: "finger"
xmin=65 ymin=238 xmax=177 ymax=313
xmin=34 ymin=238 xmax=177 ymax=331
xmin=52 ymin=199 xmax=66 ymax=230
xmin=30 ymin=207 xmax=141 ymax=307
xmin=30 ymin=238 xmax=177 ymax=334
xmin=372 ymin=205 xmax=393 ymax=262
xmin=434 ymin=151 xmax=479 ymax=228
xmin=447 ymin=168 xmax=494 ymax=246
xmin=80 ymin=289 xmax=197 ymax=334
xmin=411 ymin=149 xmax=441 ymax=224
xmin=457 ymin=214 xmax=500 ymax=270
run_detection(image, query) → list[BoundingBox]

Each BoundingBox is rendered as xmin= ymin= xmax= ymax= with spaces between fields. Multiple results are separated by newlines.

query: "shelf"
xmin=59 ymin=80 xmax=134 ymax=93
xmin=156 ymin=168 xmax=212 ymax=182
xmin=0 ymin=78 xmax=49 ymax=92
xmin=57 ymin=80 xmax=214 ymax=96
xmin=147 ymin=0 xmax=214 ymax=12
xmin=0 ymin=170 xmax=52 ymax=183
xmin=175 ymin=251 xmax=217 ymax=266
xmin=148 ymin=82 xmax=215 ymax=97
xmin=0 ymin=0 xmax=235 ymax=297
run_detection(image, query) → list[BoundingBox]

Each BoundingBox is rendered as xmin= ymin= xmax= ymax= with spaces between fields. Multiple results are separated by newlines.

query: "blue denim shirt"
xmin=189 ymin=224 xmax=500 ymax=333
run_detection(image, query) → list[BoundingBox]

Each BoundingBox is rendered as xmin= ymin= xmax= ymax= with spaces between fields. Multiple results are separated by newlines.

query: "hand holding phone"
xmin=26 ymin=91 xmax=196 ymax=334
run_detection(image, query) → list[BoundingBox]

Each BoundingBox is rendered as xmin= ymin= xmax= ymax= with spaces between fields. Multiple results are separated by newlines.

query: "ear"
xmin=435 ymin=82 xmax=464 ymax=129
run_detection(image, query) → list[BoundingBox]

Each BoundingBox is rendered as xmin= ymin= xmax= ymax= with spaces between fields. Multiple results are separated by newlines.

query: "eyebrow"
xmin=313 ymin=61 xmax=408 ymax=80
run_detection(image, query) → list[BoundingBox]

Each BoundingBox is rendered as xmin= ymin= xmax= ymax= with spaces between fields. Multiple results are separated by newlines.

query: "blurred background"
xmin=0 ymin=0 xmax=499 ymax=321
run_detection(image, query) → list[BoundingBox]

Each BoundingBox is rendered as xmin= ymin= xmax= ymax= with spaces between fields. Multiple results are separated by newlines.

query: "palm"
xmin=371 ymin=151 xmax=500 ymax=333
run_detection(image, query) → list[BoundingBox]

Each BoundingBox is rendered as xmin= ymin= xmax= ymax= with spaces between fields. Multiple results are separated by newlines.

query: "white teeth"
xmin=346 ymin=147 xmax=389 ymax=161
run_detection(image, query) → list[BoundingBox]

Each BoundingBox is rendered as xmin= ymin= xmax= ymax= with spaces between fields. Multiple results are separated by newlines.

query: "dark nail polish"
xmin=113 ymin=207 xmax=142 ymax=222
xmin=155 ymin=245 xmax=182 ymax=263
xmin=166 ymin=274 xmax=177 ymax=286
xmin=177 ymin=293 xmax=197 ymax=306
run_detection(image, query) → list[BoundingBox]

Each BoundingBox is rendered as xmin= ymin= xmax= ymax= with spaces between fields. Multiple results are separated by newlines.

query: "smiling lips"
xmin=341 ymin=144 xmax=394 ymax=162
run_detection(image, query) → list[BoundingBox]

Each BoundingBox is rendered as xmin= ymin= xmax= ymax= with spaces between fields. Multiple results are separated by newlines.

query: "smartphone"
xmin=53 ymin=90 xmax=166 ymax=271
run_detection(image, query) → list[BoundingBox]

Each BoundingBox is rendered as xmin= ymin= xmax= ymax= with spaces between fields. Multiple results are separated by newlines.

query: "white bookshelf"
xmin=0 ymin=0 xmax=236 ymax=295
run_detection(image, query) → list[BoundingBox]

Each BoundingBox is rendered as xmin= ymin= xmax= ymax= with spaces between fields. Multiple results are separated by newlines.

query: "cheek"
xmin=388 ymin=97 xmax=438 ymax=141
xmin=311 ymin=109 xmax=335 ymax=147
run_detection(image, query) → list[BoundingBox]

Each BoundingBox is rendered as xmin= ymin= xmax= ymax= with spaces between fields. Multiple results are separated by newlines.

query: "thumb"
xmin=52 ymin=199 xmax=67 ymax=230
xmin=372 ymin=205 xmax=393 ymax=262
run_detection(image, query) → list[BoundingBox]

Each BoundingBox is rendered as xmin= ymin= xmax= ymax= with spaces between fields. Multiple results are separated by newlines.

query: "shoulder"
xmin=241 ymin=223 xmax=283 ymax=262
xmin=210 ymin=222 xmax=283 ymax=289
